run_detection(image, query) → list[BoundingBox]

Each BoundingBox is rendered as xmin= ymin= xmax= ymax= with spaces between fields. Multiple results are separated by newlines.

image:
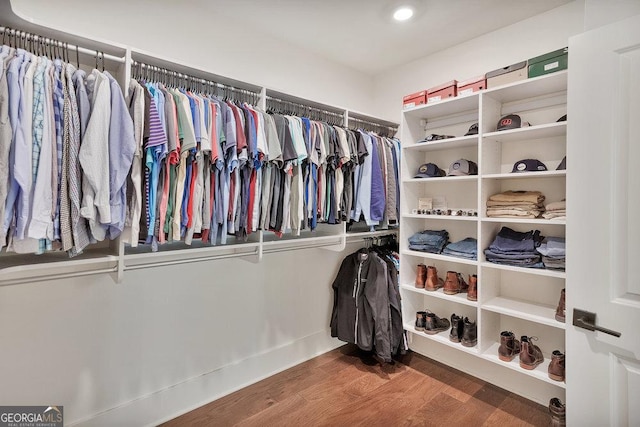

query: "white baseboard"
xmin=70 ymin=330 xmax=343 ymax=427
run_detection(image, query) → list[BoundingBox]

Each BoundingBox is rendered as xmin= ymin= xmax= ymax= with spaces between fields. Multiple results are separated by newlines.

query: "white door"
xmin=568 ymin=13 xmax=640 ymax=427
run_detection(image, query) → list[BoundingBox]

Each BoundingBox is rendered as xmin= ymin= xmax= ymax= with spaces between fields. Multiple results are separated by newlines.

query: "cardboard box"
xmin=427 ymin=80 xmax=457 ymax=103
xmin=528 ymin=47 xmax=568 ymax=78
xmin=457 ymin=76 xmax=486 ymax=96
xmin=485 ymin=61 xmax=527 ymax=88
xmin=403 ymin=90 xmax=427 ymax=109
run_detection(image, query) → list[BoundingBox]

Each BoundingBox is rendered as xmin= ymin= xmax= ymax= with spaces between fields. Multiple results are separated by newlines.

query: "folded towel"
xmin=489 ymin=191 xmax=545 ymax=204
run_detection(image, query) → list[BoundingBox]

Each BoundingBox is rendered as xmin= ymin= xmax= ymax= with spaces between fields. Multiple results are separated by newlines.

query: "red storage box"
xmin=403 ymin=90 xmax=427 ymax=109
xmin=427 ymin=80 xmax=457 ymax=103
xmin=457 ymin=76 xmax=486 ymax=96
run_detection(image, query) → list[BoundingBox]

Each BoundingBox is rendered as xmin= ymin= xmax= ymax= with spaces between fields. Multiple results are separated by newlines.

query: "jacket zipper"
xmin=353 ymin=259 xmax=363 ymax=344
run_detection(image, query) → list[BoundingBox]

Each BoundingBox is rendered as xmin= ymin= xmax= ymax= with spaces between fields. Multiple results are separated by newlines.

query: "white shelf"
xmin=481 ymin=217 xmax=566 ymax=226
xmin=404 ymin=136 xmax=478 ymax=152
xmin=483 ymin=71 xmax=568 ymax=103
xmin=482 ymin=170 xmax=566 ymax=180
xmin=483 ymin=296 xmax=566 ymax=329
xmin=404 ymin=323 xmax=479 ymax=355
xmin=481 ymin=262 xmax=566 ymax=278
xmin=403 ymin=93 xmax=479 ymax=120
xmin=401 ymin=283 xmax=478 ymax=307
xmin=483 ymin=122 xmax=567 ymax=143
xmin=403 ymin=176 xmax=478 ymax=183
xmin=402 ymin=249 xmax=478 ymax=266
xmin=404 ymin=214 xmax=478 ymax=221
xmin=481 ymin=342 xmax=566 ymax=389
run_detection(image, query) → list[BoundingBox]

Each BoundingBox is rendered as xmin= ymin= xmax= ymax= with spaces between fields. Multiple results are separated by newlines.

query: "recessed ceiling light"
xmin=393 ymin=6 xmax=414 ymax=21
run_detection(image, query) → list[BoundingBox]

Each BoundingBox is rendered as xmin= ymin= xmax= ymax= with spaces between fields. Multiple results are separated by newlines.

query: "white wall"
xmin=371 ymin=1 xmax=586 ymax=121
xmin=0 ymin=243 xmax=366 ymax=425
xmin=10 ymin=0 xmax=374 ymax=114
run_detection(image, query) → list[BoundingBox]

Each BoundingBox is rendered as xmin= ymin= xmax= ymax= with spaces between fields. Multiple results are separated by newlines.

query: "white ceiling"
xmin=205 ymin=0 xmax=573 ymax=75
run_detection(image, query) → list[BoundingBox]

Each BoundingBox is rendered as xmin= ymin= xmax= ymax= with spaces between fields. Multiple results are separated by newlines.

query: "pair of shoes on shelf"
xmin=498 ymin=331 xmax=545 ymax=370
xmin=415 ymin=310 xmax=450 ymax=335
xmin=549 ymin=397 xmax=566 ymax=426
xmin=450 ymin=314 xmax=477 ymax=347
xmin=415 ymin=264 xmax=444 ymax=290
xmin=415 ymin=265 xmax=477 ymax=301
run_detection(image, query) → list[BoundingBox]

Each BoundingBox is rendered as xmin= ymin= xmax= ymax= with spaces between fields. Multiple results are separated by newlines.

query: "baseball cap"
xmin=464 ymin=123 xmax=478 ymax=136
xmin=557 ymin=156 xmax=566 ymax=170
xmin=511 ymin=159 xmax=548 ymax=173
xmin=557 ymin=114 xmax=567 ymax=122
xmin=448 ymin=159 xmax=478 ymax=176
xmin=414 ymin=163 xmax=445 ymax=178
xmin=497 ymin=114 xmax=531 ymax=131
xmin=417 ymin=134 xmax=455 ymax=143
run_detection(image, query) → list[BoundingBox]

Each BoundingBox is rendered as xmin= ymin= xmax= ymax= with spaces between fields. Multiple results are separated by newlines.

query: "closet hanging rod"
xmin=0 ymin=26 xmax=125 ymax=64
xmin=0 ymin=265 xmax=118 ymax=288
xmin=349 ymin=116 xmax=398 ymax=132
xmin=265 ymin=95 xmax=344 ymax=118
xmin=132 ymin=60 xmax=261 ymax=95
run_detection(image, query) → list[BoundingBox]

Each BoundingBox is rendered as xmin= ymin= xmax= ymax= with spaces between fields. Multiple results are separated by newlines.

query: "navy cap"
xmin=512 ymin=159 xmax=548 ymax=173
xmin=497 ymin=114 xmax=531 ymax=131
xmin=415 ymin=163 xmax=445 ymax=178
xmin=557 ymin=156 xmax=566 ymax=170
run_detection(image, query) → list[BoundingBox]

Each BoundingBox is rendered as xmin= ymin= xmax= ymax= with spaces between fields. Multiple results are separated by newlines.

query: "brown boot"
xmin=425 ymin=266 xmax=443 ymax=291
xmin=498 ymin=331 xmax=520 ymax=362
xmin=443 ymin=271 xmax=468 ymax=295
xmin=467 ymin=274 xmax=478 ymax=301
xmin=548 ymin=350 xmax=565 ymax=381
xmin=520 ymin=336 xmax=544 ymax=370
xmin=549 ymin=398 xmax=566 ymax=426
xmin=415 ymin=264 xmax=427 ymax=288
xmin=555 ymin=289 xmax=565 ymax=322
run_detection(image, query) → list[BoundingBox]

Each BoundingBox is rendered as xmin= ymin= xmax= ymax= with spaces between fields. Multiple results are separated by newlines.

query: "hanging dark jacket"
xmin=330 ymin=249 xmax=392 ymax=362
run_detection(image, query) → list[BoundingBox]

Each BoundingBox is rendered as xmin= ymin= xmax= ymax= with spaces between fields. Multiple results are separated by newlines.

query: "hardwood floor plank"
xmin=163 ymin=346 xmax=554 ymax=427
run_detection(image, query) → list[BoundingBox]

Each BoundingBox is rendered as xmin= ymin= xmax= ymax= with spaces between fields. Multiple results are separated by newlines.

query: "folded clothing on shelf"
xmin=484 ymin=227 xmax=544 ymax=268
xmin=486 ymin=191 xmax=546 ymax=218
xmin=536 ymin=236 xmax=566 ymax=270
xmin=542 ymin=200 xmax=566 ymax=220
xmin=408 ymin=229 xmax=449 ymax=253
xmin=442 ymin=237 xmax=478 ymax=260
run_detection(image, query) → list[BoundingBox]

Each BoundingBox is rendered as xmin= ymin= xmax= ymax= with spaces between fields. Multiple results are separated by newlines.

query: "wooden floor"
xmin=162 ymin=345 xmax=550 ymax=426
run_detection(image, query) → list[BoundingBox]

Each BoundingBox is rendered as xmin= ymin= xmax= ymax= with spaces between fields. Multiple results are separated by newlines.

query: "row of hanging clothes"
xmin=0 ymin=28 xmax=135 ymax=255
xmin=125 ymin=62 xmax=401 ymax=250
xmin=330 ymin=234 xmax=405 ymax=363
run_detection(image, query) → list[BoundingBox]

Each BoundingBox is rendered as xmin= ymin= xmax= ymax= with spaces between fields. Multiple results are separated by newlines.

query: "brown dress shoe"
xmin=443 ymin=271 xmax=468 ymax=295
xmin=555 ymin=288 xmax=565 ymax=322
xmin=520 ymin=336 xmax=544 ymax=370
xmin=425 ymin=266 xmax=444 ymax=291
xmin=548 ymin=350 xmax=565 ymax=381
xmin=415 ymin=264 xmax=427 ymax=288
xmin=467 ymin=274 xmax=478 ymax=301
xmin=498 ymin=331 xmax=520 ymax=362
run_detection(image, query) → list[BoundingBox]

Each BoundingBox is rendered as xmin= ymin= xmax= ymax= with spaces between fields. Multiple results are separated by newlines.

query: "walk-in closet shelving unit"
xmin=0 ymin=7 xmax=398 ymax=286
xmin=399 ymin=70 xmax=567 ymax=404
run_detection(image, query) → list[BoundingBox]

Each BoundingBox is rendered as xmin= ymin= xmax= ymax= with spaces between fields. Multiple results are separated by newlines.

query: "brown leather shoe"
xmin=443 ymin=271 xmax=468 ymax=295
xmin=548 ymin=350 xmax=565 ymax=381
xmin=520 ymin=336 xmax=544 ymax=370
xmin=555 ymin=288 xmax=565 ymax=322
xmin=549 ymin=398 xmax=566 ymax=426
xmin=498 ymin=331 xmax=520 ymax=362
xmin=467 ymin=274 xmax=478 ymax=301
xmin=415 ymin=264 xmax=427 ymax=288
xmin=425 ymin=266 xmax=444 ymax=291
xmin=461 ymin=317 xmax=477 ymax=347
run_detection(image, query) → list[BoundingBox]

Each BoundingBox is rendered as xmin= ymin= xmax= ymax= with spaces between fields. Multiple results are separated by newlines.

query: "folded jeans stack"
xmin=542 ymin=200 xmax=566 ymax=220
xmin=484 ymin=227 xmax=544 ymax=268
xmin=408 ymin=230 xmax=449 ymax=253
xmin=537 ymin=237 xmax=566 ymax=270
xmin=486 ymin=191 xmax=546 ymax=218
xmin=442 ymin=237 xmax=478 ymax=260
